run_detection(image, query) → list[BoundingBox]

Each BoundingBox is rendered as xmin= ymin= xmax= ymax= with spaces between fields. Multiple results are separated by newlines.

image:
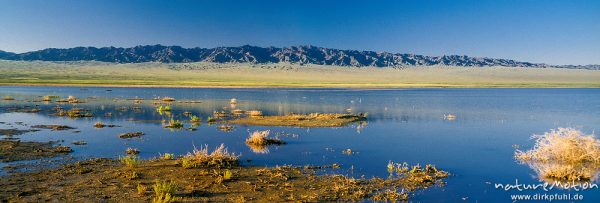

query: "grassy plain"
xmin=0 ymin=60 xmax=599 ymax=88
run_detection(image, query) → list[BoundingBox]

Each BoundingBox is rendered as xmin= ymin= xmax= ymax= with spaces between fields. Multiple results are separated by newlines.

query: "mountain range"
xmin=0 ymin=45 xmax=597 ymax=69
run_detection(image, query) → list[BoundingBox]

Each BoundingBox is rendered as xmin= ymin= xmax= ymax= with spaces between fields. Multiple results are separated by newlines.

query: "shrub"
xmin=247 ymin=110 xmax=263 ymax=117
xmin=137 ymin=183 xmax=147 ymax=196
xmin=223 ymin=169 xmax=233 ymax=180
xmin=126 ymin=147 xmax=140 ymax=155
xmin=180 ymin=144 xmax=239 ymax=168
xmin=245 ymin=130 xmax=285 ymax=146
xmin=515 ymin=128 xmax=600 ymax=182
xmin=94 ymin=121 xmax=105 ymax=128
xmin=206 ymin=116 xmax=216 ymax=123
xmin=164 ymin=119 xmax=183 ymax=129
xmin=152 ymin=180 xmax=178 ymax=203
xmin=156 ymin=105 xmax=172 ymax=112
xmin=161 ymin=153 xmax=175 ymax=160
xmin=119 ymin=156 xmax=139 ymax=168
xmin=190 ymin=115 xmax=201 ymax=123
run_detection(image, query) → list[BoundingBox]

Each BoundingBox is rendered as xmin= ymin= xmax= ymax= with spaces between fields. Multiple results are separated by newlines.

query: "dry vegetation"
xmin=515 ymin=128 xmax=600 ymax=182
xmin=0 ymin=60 xmax=599 ymax=87
xmin=0 ymin=156 xmax=448 ymax=202
xmin=229 ymin=113 xmax=367 ymax=127
xmin=245 ymin=130 xmax=286 ymax=154
xmin=180 ymin=144 xmax=239 ymax=169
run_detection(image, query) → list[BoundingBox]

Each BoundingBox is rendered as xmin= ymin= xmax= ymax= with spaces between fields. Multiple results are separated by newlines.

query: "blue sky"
xmin=0 ymin=0 xmax=598 ymax=65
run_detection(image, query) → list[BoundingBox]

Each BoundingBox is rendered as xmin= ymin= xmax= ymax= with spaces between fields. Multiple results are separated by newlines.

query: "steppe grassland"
xmin=0 ymin=60 xmax=599 ymax=87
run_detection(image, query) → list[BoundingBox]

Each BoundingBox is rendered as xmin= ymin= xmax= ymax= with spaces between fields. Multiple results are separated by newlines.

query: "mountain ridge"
xmin=0 ymin=45 xmax=597 ymax=69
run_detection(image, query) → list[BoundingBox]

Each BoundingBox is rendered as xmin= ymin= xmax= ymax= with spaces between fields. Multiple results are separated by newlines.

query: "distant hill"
xmin=0 ymin=45 xmax=597 ymax=69
xmin=0 ymin=50 xmax=15 ymax=58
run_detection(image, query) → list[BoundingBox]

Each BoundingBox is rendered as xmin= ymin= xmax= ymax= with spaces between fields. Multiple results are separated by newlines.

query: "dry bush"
xmin=180 ymin=144 xmax=239 ymax=168
xmin=245 ymin=130 xmax=285 ymax=146
xmin=245 ymin=130 xmax=285 ymax=154
xmin=515 ymin=128 xmax=600 ymax=182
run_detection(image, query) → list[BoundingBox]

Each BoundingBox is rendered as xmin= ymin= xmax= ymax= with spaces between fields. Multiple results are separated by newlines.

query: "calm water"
xmin=1 ymin=86 xmax=599 ymax=202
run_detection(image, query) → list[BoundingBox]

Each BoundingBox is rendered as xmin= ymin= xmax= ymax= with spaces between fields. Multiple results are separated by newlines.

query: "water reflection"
xmin=2 ymin=87 xmax=600 ymax=202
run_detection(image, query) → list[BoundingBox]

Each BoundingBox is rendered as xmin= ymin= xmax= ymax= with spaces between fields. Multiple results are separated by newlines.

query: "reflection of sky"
xmin=1 ymin=87 xmax=600 ymax=202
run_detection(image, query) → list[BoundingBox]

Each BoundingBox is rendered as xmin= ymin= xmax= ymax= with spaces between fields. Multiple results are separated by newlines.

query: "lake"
xmin=1 ymin=86 xmax=599 ymax=202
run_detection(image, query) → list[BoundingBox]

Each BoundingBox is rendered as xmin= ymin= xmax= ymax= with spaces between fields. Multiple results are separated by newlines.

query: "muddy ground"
xmin=0 ymin=158 xmax=447 ymax=202
xmin=228 ymin=113 xmax=367 ymax=127
xmin=0 ymin=140 xmax=71 ymax=162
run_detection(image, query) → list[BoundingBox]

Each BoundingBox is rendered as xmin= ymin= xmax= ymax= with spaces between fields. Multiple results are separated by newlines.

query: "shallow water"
xmin=1 ymin=86 xmax=599 ymax=202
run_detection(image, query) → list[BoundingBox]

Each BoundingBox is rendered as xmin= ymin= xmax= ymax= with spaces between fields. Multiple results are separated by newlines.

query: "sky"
xmin=0 ymin=0 xmax=598 ymax=65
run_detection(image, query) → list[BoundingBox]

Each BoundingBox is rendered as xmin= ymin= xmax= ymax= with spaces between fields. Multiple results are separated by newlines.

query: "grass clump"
xmin=515 ymin=128 xmax=600 ymax=182
xmin=126 ymin=147 xmax=140 ymax=155
xmin=42 ymin=95 xmax=59 ymax=101
xmin=217 ymin=125 xmax=234 ymax=132
xmin=161 ymin=153 xmax=175 ymax=160
xmin=156 ymin=105 xmax=172 ymax=112
xmin=64 ymin=108 xmax=93 ymax=118
xmin=94 ymin=121 xmax=105 ymax=128
xmin=245 ymin=130 xmax=286 ymax=154
xmin=206 ymin=116 xmax=217 ymax=123
xmin=119 ymin=156 xmax=140 ymax=168
xmin=56 ymin=95 xmax=83 ymax=103
xmin=137 ymin=183 xmax=147 ymax=196
xmin=180 ymin=144 xmax=239 ymax=168
xmin=163 ymin=119 xmax=184 ymax=129
xmin=190 ymin=115 xmax=201 ymax=123
xmin=245 ymin=130 xmax=286 ymax=146
xmin=247 ymin=110 xmax=263 ymax=117
xmin=372 ymin=189 xmax=409 ymax=202
xmin=152 ymin=180 xmax=178 ymax=203
xmin=223 ymin=169 xmax=233 ymax=180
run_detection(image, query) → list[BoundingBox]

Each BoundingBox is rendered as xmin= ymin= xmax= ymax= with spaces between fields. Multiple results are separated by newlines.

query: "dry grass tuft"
xmin=515 ymin=128 xmax=600 ymax=182
xmin=160 ymin=153 xmax=175 ymax=160
xmin=190 ymin=115 xmax=201 ymax=123
xmin=94 ymin=121 xmax=105 ymax=128
xmin=247 ymin=110 xmax=263 ymax=117
xmin=126 ymin=147 xmax=140 ymax=155
xmin=180 ymin=144 xmax=239 ymax=168
xmin=156 ymin=105 xmax=172 ymax=112
xmin=163 ymin=119 xmax=183 ymax=129
xmin=119 ymin=156 xmax=139 ymax=168
xmin=206 ymin=116 xmax=217 ymax=123
xmin=245 ymin=130 xmax=286 ymax=154
xmin=245 ymin=130 xmax=285 ymax=146
xmin=152 ymin=180 xmax=177 ymax=203
xmin=137 ymin=183 xmax=147 ymax=196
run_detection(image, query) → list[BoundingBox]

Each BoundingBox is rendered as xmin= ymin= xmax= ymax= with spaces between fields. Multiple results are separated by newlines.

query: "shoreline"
xmin=2 ymin=83 xmax=599 ymax=89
